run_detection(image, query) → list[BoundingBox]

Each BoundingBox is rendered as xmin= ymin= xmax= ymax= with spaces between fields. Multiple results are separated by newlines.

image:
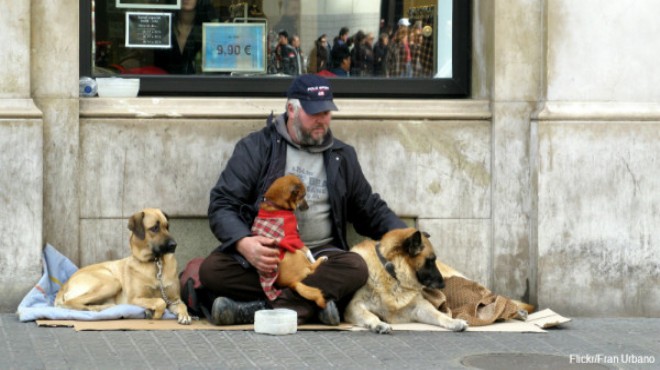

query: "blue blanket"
xmin=17 ymin=244 xmax=175 ymax=322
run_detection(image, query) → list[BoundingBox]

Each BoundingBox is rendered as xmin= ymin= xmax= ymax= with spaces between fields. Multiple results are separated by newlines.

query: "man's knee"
xmin=343 ymin=252 xmax=369 ymax=288
xmin=198 ymin=252 xmax=234 ymax=292
xmin=198 ymin=254 xmax=215 ymax=288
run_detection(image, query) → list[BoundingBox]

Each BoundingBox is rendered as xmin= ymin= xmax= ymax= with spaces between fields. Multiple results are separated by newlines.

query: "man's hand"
xmin=236 ymin=236 xmax=279 ymax=274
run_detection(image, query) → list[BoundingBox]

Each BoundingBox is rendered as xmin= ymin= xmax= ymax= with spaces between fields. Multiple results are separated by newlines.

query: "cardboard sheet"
xmin=37 ymin=319 xmax=353 ymax=332
xmin=36 ymin=309 xmax=569 ymax=332
xmin=525 ymin=308 xmax=572 ymax=329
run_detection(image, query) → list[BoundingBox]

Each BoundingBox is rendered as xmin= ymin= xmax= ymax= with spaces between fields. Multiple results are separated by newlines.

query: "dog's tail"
xmin=290 ymin=282 xmax=327 ymax=308
xmin=511 ymin=299 xmax=536 ymax=314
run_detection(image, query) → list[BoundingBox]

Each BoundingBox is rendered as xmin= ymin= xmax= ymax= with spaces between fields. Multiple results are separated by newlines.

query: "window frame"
xmin=80 ymin=0 xmax=471 ymax=98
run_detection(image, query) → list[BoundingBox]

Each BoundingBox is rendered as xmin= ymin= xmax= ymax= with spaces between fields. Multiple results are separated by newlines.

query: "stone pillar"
xmin=488 ymin=0 xmax=544 ymax=303
xmin=0 ymin=2 xmax=44 ymax=311
xmin=31 ymin=0 xmax=81 ymax=264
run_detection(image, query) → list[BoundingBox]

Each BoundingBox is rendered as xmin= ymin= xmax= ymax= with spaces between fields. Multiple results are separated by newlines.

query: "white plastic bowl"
xmin=96 ymin=78 xmax=140 ymax=98
xmin=254 ymin=309 xmax=297 ymax=335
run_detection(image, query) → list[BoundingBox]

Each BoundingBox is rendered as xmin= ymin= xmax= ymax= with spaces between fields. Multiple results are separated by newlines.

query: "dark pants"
xmin=198 ymin=248 xmax=368 ymax=323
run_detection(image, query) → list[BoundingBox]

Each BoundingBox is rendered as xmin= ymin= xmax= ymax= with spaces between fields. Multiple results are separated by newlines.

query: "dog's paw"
xmin=371 ymin=322 xmax=392 ymax=334
xmin=447 ymin=319 xmax=468 ymax=332
xmin=178 ymin=313 xmax=192 ymax=325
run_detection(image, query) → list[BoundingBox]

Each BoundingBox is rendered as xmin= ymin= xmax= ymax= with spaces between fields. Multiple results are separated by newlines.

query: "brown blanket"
xmin=423 ymin=276 xmax=522 ymax=326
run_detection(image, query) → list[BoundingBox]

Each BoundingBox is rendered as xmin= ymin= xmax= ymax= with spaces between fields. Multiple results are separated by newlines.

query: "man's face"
xmin=290 ymin=104 xmax=331 ymax=146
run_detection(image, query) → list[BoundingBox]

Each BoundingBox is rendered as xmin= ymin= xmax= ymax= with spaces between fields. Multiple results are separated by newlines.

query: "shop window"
xmin=81 ymin=0 xmax=470 ymax=97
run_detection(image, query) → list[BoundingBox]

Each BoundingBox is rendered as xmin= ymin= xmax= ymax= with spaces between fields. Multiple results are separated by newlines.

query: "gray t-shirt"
xmin=286 ymin=145 xmax=334 ymax=248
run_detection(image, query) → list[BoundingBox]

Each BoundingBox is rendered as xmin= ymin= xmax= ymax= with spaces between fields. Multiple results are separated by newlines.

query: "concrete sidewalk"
xmin=1 ymin=314 xmax=658 ymax=369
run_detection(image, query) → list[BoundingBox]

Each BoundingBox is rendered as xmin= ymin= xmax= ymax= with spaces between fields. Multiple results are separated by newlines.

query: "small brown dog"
xmin=251 ymin=174 xmax=329 ymax=309
xmin=55 ymin=208 xmax=191 ymax=324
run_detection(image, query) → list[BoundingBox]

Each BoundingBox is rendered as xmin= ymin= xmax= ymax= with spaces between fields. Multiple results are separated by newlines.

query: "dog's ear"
xmin=128 ymin=211 xmax=146 ymax=240
xmin=284 ymin=181 xmax=305 ymax=208
xmin=422 ymin=231 xmax=431 ymax=239
xmin=402 ymin=230 xmax=424 ymax=257
xmin=289 ymin=184 xmax=302 ymax=201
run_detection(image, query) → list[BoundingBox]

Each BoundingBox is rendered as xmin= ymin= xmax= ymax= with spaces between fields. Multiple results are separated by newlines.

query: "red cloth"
xmin=251 ymin=209 xmax=305 ymax=259
xmin=179 ymin=257 xmax=204 ymax=289
xmin=251 ymin=209 xmax=306 ymax=300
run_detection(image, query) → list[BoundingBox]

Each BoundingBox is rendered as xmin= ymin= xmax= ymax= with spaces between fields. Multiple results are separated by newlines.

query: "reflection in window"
xmin=92 ymin=0 xmax=452 ymax=79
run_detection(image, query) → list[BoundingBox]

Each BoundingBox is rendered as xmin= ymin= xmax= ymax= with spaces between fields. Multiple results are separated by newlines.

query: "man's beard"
xmin=293 ymin=111 xmax=327 ymax=146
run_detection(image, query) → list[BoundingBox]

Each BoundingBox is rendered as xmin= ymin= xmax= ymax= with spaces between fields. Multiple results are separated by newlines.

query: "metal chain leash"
xmin=155 ymin=258 xmax=181 ymax=306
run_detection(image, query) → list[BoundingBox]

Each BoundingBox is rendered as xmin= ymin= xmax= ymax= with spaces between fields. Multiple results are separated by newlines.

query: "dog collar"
xmin=375 ymin=242 xmax=398 ymax=281
xmin=262 ymin=198 xmax=287 ymax=210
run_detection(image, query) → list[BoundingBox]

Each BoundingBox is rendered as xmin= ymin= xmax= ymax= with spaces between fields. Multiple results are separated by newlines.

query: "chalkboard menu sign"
xmin=125 ymin=12 xmax=172 ymax=48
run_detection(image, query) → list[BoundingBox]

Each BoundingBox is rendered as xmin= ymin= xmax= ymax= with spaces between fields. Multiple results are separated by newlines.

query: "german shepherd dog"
xmin=345 ymin=228 xmax=468 ymax=334
xmin=252 ymin=174 xmax=329 ymax=309
xmin=55 ymin=208 xmax=192 ymax=324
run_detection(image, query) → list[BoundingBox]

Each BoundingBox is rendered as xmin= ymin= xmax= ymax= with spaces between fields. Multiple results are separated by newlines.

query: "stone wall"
xmin=77 ymin=99 xmax=493 ymax=286
xmin=532 ymin=0 xmax=660 ymax=316
xmin=535 ymin=108 xmax=660 ymax=316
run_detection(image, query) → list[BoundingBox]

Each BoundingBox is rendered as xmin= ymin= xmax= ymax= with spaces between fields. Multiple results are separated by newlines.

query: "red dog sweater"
xmin=251 ymin=209 xmax=305 ymax=300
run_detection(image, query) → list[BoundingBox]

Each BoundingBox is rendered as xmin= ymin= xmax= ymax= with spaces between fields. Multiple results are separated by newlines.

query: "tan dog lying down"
xmin=55 ymin=208 xmax=192 ymax=324
xmin=345 ymin=228 xmax=468 ymax=334
xmin=346 ymin=228 xmax=534 ymax=334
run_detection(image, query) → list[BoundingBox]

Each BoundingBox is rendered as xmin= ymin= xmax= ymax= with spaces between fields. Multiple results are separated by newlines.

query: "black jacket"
xmin=208 ymin=113 xmax=405 ymax=258
xmin=276 ymin=44 xmax=298 ymax=75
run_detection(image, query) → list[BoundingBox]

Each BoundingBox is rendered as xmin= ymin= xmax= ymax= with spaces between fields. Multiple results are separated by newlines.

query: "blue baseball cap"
xmin=286 ymin=74 xmax=339 ymax=114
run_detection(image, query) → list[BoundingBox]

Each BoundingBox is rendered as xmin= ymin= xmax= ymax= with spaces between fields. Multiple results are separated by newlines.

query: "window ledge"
xmin=534 ymin=101 xmax=660 ymax=121
xmin=0 ymin=99 xmax=43 ymax=119
xmin=80 ymin=98 xmax=490 ymax=120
